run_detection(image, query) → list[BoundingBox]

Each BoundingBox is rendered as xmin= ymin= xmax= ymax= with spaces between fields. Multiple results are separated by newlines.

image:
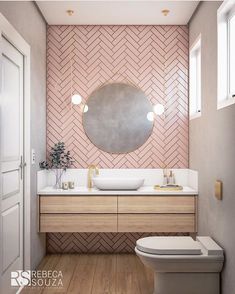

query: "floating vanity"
xmin=38 ymin=169 xmax=198 ymax=234
xmin=38 ymin=192 xmax=197 ymax=233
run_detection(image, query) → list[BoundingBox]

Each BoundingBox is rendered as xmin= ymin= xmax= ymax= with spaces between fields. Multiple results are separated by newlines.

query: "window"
xmin=229 ymin=13 xmax=235 ymax=96
xmin=190 ymin=35 xmax=201 ymax=119
xmin=217 ymin=0 xmax=235 ymax=109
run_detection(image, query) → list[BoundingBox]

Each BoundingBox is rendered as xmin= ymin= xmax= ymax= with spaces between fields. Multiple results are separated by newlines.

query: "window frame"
xmin=228 ymin=9 xmax=235 ymax=98
xmin=217 ymin=0 xmax=235 ymax=110
xmin=189 ymin=34 xmax=202 ymax=120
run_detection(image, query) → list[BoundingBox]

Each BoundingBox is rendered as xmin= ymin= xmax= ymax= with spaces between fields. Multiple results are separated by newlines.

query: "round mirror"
xmin=83 ymin=83 xmax=153 ymax=153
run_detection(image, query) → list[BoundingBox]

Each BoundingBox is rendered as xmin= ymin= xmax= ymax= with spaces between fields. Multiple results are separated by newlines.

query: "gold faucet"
xmin=88 ymin=165 xmax=99 ymax=189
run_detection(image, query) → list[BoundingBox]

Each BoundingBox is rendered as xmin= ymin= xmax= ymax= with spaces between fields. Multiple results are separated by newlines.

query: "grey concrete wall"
xmin=189 ymin=2 xmax=235 ymax=293
xmin=0 ymin=2 xmax=47 ymax=269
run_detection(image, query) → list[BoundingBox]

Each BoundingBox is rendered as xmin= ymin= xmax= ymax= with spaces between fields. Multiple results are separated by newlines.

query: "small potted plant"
xmin=39 ymin=142 xmax=73 ymax=189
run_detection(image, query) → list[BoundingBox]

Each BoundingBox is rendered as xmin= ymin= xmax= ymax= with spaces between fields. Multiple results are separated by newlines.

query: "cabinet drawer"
xmin=40 ymin=214 xmax=117 ymax=232
xmin=40 ymin=196 xmax=117 ymax=213
xmin=118 ymin=196 xmax=195 ymax=213
xmin=118 ymin=214 xmax=195 ymax=232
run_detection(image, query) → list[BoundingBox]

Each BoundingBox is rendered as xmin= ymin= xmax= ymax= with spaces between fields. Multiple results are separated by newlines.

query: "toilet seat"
xmin=135 ymin=236 xmax=224 ymax=294
xmin=136 ymin=236 xmax=202 ymax=255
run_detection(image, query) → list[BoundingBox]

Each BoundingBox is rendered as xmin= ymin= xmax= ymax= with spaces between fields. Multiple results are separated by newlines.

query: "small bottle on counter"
xmin=163 ymin=168 xmax=168 ymax=185
xmin=68 ymin=181 xmax=75 ymax=189
xmin=168 ymin=170 xmax=175 ymax=185
xmin=62 ymin=182 xmax=69 ymax=190
xmin=163 ymin=175 xmax=168 ymax=185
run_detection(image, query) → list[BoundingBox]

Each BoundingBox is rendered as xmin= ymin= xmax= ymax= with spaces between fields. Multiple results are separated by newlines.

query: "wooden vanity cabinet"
xmin=118 ymin=196 xmax=196 ymax=233
xmin=40 ymin=214 xmax=117 ymax=233
xmin=39 ymin=195 xmax=197 ymax=233
xmin=118 ymin=196 xmax=195 ymax=213
xmin=39 ymin=196 xmax=117 ymax=232
xmin=40 ymin=196 xmax=117 ymax=214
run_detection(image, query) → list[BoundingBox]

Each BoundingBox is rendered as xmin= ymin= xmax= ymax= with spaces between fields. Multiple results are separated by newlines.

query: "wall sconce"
xmin=66 ymin=10 xmax=74 ymax=16
xmin=71 ymin=94 xmax=82 ymax=105
xmin=71 ymin=94 xmax=89 ymax=113
xmin=162 ymin=9 xmax=170 ymax=16
xmin=147 ymin=112 xmax=155 ymax=122
xmin=153 ymin=103 xmax=165 ymax=115
xmin=83 ymin=104 xmax=89 ymax=113
xmin=147 ymin=104 xmax=165 ymax=121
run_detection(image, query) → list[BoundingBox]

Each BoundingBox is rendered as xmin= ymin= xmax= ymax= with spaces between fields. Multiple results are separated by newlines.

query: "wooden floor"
xmin=22 ymin=254 xmax=154 ymax=294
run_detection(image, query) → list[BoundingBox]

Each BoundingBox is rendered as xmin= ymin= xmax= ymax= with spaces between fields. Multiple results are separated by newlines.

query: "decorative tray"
xmin=154 ymin=185 xmax=183 ymax=191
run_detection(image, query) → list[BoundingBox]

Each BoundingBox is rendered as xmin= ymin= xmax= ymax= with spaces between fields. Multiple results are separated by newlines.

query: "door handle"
xmin=19 ymin=155 xmax=26 ymax=180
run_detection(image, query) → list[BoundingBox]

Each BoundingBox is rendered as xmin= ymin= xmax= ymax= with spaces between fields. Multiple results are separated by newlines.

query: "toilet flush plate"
xmin=215 ymin=180 xmax=223 ymax=200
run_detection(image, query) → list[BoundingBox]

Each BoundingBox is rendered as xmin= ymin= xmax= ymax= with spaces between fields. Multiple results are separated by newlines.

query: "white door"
xmin=0 ymin=37 xmax=24 ymax=293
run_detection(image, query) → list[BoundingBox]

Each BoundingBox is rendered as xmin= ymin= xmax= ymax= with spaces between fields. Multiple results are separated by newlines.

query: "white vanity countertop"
xmin=38 ymin=186 xmax=198 ymax=196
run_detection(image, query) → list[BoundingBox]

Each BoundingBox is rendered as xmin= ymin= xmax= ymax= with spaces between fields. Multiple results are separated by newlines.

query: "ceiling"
xmin=36 ymin=1 xmax=200 ymax=25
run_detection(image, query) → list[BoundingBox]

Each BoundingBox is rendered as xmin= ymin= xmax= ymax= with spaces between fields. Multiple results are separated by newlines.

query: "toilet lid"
xmin=136 ymin=237 xmax=202 ymax=255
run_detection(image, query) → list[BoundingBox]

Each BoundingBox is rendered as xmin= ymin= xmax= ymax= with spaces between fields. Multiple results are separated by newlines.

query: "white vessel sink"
xmin=93 ymin=177 xmax=144 ymax=190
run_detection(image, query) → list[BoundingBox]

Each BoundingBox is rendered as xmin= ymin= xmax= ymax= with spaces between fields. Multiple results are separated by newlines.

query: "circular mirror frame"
xmin=82 ymin=82 xmax=154 ymax=154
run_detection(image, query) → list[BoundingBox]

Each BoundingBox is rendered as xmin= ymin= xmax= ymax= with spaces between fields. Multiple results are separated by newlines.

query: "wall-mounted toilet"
xmin=135 ymin=236 xmax=224 ymax=294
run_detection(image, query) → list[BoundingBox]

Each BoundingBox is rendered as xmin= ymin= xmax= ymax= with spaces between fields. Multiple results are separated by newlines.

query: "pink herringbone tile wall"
xmin=47 ymin=25 xmax=189 ymax=253
xmin=47 ymin=233 xmax=188 ymax=254
xmin=47 ymin=25 xmax=189 ymax=168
